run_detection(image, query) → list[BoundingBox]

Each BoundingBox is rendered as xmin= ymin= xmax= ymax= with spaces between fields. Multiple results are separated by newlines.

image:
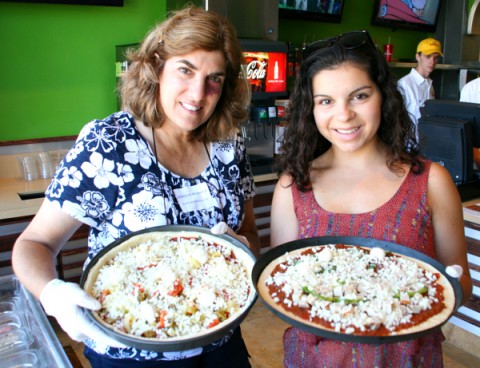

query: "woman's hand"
xmin=445 ymin=265 xmax=463 ymax=279
xmin=210 ymin=222 xmax=249 ymax=247
xmin=40 ymin=279 xmax=126 ymax=352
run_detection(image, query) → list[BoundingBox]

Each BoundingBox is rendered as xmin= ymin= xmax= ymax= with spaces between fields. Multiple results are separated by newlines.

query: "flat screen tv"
xmin=279 ymin=0 xmax=344 ymax=23
xmin=371 ymin=0 xmax=443 ymax=32
xmin=239 ymin=39 xmax=288 ymax=101
xmin=0 ymin=0 xmax=123 ymax=5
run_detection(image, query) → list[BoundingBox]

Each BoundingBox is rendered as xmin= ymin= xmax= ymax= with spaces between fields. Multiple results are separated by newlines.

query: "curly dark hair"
xmin=119 ymin=6 xmax=250 ymax=142
xmin=276 ymin=32 xmax=423 ymax=191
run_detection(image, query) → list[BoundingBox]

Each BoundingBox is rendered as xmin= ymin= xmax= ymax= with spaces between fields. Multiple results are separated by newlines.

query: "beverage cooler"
xmin=239 ymin=39 xmax=289 ymax=175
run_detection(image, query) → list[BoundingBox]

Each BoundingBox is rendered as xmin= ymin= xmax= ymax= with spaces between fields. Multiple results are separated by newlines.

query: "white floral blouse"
xmin=45 ymin=111 xmax=256 ymax=360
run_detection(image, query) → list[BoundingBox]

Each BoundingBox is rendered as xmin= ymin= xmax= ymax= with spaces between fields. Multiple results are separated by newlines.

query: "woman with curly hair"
xmin=270 ymin=30 xmax=472 ymax=367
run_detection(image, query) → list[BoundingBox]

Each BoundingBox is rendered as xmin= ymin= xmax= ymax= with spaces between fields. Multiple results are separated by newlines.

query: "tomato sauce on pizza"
xmin=83 ymin=231 xmax=256 ymax=342
xmin=259 ymin=244 xmax=454 ymax=337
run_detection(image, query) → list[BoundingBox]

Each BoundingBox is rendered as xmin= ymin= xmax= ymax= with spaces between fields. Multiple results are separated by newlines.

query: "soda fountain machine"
xmin=239 ymin=39 xmax=289 ymax=175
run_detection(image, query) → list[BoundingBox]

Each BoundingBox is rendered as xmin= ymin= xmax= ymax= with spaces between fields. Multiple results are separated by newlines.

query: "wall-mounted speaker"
xmin=203 ymin=0 xmax=278 ymax=41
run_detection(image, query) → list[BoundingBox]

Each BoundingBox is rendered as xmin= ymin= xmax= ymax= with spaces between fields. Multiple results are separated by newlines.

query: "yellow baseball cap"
xmin=416 ymin=38 xmax=443 ymax=56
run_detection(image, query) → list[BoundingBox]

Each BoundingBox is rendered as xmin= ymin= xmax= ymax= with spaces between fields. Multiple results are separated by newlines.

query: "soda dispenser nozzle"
xmin=268 ymin=106 xmax=278 ymax=138
xmin=250 ymin=106 xmax=268 ymax=140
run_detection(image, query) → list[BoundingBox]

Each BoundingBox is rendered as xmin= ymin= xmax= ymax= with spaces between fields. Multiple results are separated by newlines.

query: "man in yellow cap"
xmin=398 ymin=37 xmax=443 ymax=141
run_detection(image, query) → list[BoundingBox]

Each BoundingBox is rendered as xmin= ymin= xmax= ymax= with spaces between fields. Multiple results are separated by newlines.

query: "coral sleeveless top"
xmin=293 ymin=160 xmax=435 ymax=257
xmin=284 ymin=160 xmax=445 ymax=368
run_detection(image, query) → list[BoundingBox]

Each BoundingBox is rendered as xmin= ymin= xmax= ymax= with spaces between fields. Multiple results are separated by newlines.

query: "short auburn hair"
xmin=119 ymin=6 xmax=250 ymax=142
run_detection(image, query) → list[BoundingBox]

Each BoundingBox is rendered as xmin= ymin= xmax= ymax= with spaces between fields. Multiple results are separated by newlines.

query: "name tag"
xmin=173 ymin=182 xmax=216 ymax=213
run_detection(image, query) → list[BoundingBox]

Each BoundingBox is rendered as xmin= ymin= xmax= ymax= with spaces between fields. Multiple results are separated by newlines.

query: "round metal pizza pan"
xmin=252 ymin=235 xmax=463 ymax=344
xmin=79 ymin=224 xmax=258 ymax=352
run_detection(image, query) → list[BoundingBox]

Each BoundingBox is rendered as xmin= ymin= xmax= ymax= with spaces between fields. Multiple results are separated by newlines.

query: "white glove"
xmin=40 ymin=279 xmax=126 ymax=350
xmin=445 ymin=265 xmax=463 ymax=279
xmin=211 ymin=221 xmax=250 ymax=247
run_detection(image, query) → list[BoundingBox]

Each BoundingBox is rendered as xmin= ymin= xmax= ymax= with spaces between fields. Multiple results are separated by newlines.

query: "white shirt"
xmin=397 ymin=68 xmax=434 ymax=129
xmin=460 ymin=77 xmax=480 ymax=103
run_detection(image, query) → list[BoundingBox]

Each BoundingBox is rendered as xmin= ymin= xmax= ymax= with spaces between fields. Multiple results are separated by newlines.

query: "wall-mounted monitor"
xmin=239 ymin=39 xmax=288 ymax=101
xmin=371 ymin=0 xmax=442 ymax=32
xmin=278 ymin=0 xmax=344 ymax=23
xmin=0 ymin=0 xmax=123 ymax=5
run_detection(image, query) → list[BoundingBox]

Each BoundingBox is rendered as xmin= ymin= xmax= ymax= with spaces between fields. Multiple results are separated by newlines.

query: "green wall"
xmin=0 ymin=0 xmax=168 ymax=141
xmin=0 ymin=0 xmax=439 ymax=141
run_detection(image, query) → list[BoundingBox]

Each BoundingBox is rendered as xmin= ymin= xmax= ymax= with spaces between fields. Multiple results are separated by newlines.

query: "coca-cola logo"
xmin=246 ymin=60 xmax=267 ymax=80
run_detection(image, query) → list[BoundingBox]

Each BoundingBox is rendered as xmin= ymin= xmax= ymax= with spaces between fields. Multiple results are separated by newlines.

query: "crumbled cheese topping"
xmin=92 ymin=236 xmax=251 ymax=339
xmin=265 ymin=245 xmax=439 ymax=333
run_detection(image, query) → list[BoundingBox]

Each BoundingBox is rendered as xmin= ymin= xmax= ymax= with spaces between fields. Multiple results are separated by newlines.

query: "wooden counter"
xmin=0 ymin=177 xmax=51 ymax=222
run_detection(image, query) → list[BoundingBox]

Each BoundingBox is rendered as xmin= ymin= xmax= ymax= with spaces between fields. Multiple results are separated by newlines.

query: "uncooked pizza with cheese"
xmin=258 ymin=244 xmax=456 ymax=337
xmin=82 ymin=231 xmax=256 ymax=341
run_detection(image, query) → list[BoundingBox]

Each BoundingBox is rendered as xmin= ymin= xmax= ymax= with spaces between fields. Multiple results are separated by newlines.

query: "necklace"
xmin=152 ymin=127 xmax=170 ymax=224
xmin=151 ymin=128 xmax=226 ymax=224
xmin=203 ymin=141 xmax=227 ymax=223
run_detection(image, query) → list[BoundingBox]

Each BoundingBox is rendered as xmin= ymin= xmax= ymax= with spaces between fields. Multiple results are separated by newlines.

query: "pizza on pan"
xmin=258 ymin=244 xmax=455 ymax=337
xmin=82 ymin=231 xmax=255 ymax=341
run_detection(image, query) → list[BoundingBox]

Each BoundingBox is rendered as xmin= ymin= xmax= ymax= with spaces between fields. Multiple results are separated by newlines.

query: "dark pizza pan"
xmin=79 ymin=225 xmax=258 ymax=352
xmin=252 ymin=235 xmax=463 ymax=344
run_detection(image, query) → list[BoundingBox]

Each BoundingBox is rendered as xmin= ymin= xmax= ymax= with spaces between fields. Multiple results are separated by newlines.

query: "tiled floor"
xmin=53 ymin=300 xmax=480 ymax=368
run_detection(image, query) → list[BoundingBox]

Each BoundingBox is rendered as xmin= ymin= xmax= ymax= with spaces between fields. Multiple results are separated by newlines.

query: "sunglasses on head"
xmin=302 ymin=30 xmax=376 ymax=59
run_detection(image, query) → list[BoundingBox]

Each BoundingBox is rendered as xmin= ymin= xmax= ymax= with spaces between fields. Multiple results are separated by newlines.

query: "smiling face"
xmin=312 ymin=63 xmax=382 ymax=153
xmin=158 ymin=49 xmax=226 ymax=134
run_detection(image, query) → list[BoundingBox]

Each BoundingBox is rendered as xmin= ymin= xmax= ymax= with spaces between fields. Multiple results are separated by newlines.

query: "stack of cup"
xmin=38 ymin=152 xmax=53 ymax=179
xmin=49 ymin=150 xmax=67 ymax=174
xmin=17 ymin=156 xmax=39 ymax=181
